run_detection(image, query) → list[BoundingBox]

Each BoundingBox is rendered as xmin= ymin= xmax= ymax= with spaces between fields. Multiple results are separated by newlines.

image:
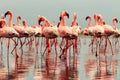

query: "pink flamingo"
xmin=0 ymin=19 xmax=19 ymax=69
xmin=58 ymin=11 xmax=78 ymax=59
xmin=70 ymin=12 xmax=81 ymax=54
xmin=22 ymin=19 xmax=35 ymax=50
xmin=98 ymin=15 xmax=117 ymax=55
xmin=38 ymin=16 xmax=59 ymax=56
xmin=4 ymin=10 xmax=20 ymax=57
xmin=111 ymin=17 xmax=119 ymax=47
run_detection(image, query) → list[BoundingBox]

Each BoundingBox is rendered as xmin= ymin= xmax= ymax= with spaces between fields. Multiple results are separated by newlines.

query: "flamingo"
xmin=22 ymin=19 xmax=35 ymax=37
xmin=22 ymin=19 xmax=35 ymax=51
xmin=38 ymin=16 xmax=59 ymax=56
xmin=58 ymin=11 xmax=79 ymax=59
xmin=110 ymin=17 xmax=119 ymax=49
xmin=4 ymin=10 xmax=21 ymax=58
xmin=4 ymin=10 xmax=29 ymax=55
xmin=70 ymin=12 xmax=82 ymax=54
xmin=98 ymin=15 xmax=117 ymax=55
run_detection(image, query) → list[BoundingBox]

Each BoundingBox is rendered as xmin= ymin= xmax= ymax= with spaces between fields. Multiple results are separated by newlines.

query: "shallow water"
xmin=0 ymin=37 xmax=120 ymax=80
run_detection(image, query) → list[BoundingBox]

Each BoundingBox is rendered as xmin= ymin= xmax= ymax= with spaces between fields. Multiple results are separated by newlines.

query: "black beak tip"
xmin=19 ymin=17 xmax=21 ymax=20
xmin=4 ymin=12 xmax=8 ymax=18
xmin=116 ymin=19 xmax=118 ymax=23
xmin=85 ymin=16 xmax=89 ymax=21
xmin=59 ymin=16 xmax=62 ymax=21
xmin=39 ymin=18 xmax=42 ymax=24
xmin=66 ymin=13 xmax=69 ymax=18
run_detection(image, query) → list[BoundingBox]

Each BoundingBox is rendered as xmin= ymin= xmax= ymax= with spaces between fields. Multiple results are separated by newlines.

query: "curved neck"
xmin=60 ymin=15 xmax=66 ymax=26
xmin=8 ymin=14 xmax=13 ymax=27
xmin=17 ymin=18 xmax=20 ymax=26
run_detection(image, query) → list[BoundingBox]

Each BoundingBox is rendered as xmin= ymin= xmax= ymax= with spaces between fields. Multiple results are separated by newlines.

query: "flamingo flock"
xmin=0 ymin=10 xmax=120 ymax=60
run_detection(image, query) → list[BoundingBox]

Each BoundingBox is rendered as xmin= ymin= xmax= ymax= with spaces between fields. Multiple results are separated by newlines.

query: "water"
xmin=0 ymin=37 xmax=120 ymax=80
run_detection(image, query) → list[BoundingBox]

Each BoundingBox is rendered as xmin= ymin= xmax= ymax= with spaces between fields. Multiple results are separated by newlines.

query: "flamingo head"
xmin=17 ymin=16 xmax=21 ymax=20
xmin=22 ymin=20 xmax=26 ymax=26
xmin=94 ymin=13 xmax=97 ymax=20
xmin=38 ymin=16 xmax=46 ymax=24
xmin=85 ymin=15 xmax=91 ymax=21
xmin=113 ymin=17 xmax=118 ymax=23
xmin=4 ymin=10 xmax=13 ymax=18
xmin=60 ymin=10 xmax=69 ymax=21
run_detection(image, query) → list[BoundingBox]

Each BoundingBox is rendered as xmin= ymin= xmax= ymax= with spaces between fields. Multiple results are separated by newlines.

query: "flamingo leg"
xmin=7 ymin=38 xmax=10 ymax=73
xmin=0 ymin=38 xmax=3 ymax=55
xmin=104 ymin=37 xmax=107 ymax=56
xmin=19 ymin=37 xmax=27 ymax=49
xmin=40 ymin=37 xmax=43 ymax=54
xmin=107 ymin=37 xmax=114 ymax=55
xmin=60 ymin=38 xmax=64 ymax=52
xmin=59 ymin=40 xmax=73 ymax=59
xmin=54 ymin=38 xmax=58 ymax=55
xmin=11 ymin=38 xmax=19 ymax=58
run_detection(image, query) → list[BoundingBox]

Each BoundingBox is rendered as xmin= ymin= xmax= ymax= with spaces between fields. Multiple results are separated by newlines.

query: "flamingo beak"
xmin=19 ymin=16 xmax=21 ymax=20
xmin=103 ymin=21 xmax=105 ymax=25
xmin=4 ymin=12 xmax=9 ymax=18
xmin=85 ymin=16 xmax=89 ymax=21
xmin=59 ymin=16 xmax=62 ymax=21
xmin=66 ymin=12 xmax=69 ymax=18
xmin=38 ymin=18 xmax=43 ymax=24
xmin=115 ymin=18 xmax=118 ymax=23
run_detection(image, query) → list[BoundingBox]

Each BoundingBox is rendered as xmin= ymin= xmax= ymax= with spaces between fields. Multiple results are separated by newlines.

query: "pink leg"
xmin=11 ymin=38 xmax=19 ymax=58
xmin=19 ymin=37 xmax=26 ymax=49
xmin=60 ymin=38 xmax=64 ymax=52
xmin=107 ymin=37 xmax=114 ymax=55
xmin=54 ymin=38 xmax=58 ymax=55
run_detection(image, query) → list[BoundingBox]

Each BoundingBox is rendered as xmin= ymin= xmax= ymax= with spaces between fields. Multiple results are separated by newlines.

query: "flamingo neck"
xmin=60 ymin=16 xmax=66 ymax=26
xmin=87 ymin=18 xmax=92 ymax=27
xmin=112 ymin=20 xmax=116 ymax=30
xmin=8 ymin=14 xmax=13 ymax=27
xmin=72 ymin=17 xmax=77 ymax=26
xmin=23 ymin=21 xmax=27 ymax=28
xmin=17 ymin=18 xmax=20 ymax=26
xmin=94 ymin=16 xmax=98 ymax=26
